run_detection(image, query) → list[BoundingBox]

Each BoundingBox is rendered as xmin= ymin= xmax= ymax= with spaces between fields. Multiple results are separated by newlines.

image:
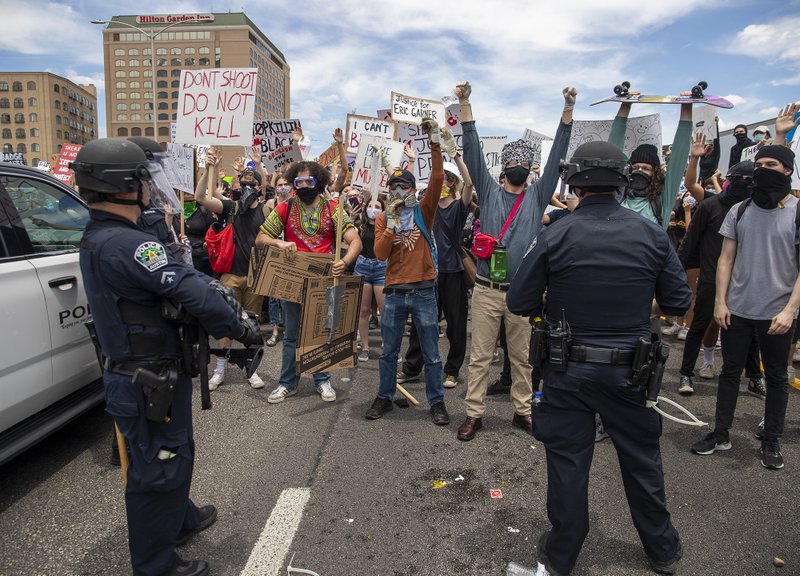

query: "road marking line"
xmin=240 ymin=487 xmax=311 ymax=576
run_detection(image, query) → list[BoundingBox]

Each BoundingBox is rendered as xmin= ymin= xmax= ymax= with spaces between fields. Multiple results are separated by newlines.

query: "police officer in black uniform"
xmin=507 ymin=141 xmax=692 ymax=576
xmin=73 ymin=138 xmax=261 ymax=576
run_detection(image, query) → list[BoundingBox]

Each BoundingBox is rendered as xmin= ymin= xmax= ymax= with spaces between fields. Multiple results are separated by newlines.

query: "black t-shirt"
xmin=359 ymin=220 xmax=376 ymax=259
xmin=221 ymin=199 xmax=266 ymax=277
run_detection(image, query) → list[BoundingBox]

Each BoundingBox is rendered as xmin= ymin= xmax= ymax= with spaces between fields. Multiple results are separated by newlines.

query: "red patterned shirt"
xmin=260 ymin=198 xmax=353 ymax=253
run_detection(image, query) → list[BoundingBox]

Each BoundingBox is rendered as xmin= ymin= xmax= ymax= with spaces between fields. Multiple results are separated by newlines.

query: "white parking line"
xmin=240 ymin=487 xmax=311 ymax=576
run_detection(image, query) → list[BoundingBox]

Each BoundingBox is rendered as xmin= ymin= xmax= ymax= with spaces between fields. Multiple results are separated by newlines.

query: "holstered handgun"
xmin=547 ymin=309 xmax=571 ymax=372
xmin=133 ymin=366 xmax=178 ymax=423
xmin=646 ymin=340 xmax=670 ymax=407
xmin=529 ymin=317 xmax=549 ymax=368
xmin=628 ymin=337 xmax=653 ymax=390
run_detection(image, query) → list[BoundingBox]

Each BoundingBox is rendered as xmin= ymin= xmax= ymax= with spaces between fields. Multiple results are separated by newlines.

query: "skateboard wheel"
xmin=614 ymin=84 xmax=625 ymax=96
xmin=697 ymin=81 xmax=708 ymax=90
xmin=692 ymin=85 xmax=704 ymax=98
xmin=621 ymin=81 xmax=631 ymax=89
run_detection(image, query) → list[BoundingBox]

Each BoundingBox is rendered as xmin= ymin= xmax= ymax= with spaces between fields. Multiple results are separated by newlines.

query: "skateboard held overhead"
xmin=591 ymin=81 xmax=733 ymax=109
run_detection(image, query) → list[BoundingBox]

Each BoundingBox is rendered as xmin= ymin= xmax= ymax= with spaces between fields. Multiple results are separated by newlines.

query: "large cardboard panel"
xmin=248 ymin=246 xmax=332 ymax=303
xmin=296 ymin=275 xmax=363 ymax=374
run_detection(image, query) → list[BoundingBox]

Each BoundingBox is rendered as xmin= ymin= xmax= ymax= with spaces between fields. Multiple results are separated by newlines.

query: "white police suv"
xmin=0 ymin=162 xmax=103 ymax=465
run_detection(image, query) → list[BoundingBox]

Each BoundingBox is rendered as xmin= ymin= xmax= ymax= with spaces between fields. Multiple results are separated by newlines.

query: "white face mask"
xmin=366 ymin=206 xmax=382 ymax=220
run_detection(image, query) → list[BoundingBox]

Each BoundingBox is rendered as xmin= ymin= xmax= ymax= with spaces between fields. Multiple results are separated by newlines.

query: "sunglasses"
xmin=293 ymin=176 xmax=317 ymax=189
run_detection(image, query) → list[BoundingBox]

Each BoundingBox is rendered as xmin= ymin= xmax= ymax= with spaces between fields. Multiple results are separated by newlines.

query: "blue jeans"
xmin=378 ymin=287 xmax=443 ymax=406
xmin=279 ymin=301 xmax=330 ymax=390
xmin=268 ymin=297 xmax=283 ymax=326
xmin=354 ymin=255 xmax=387 ymax=286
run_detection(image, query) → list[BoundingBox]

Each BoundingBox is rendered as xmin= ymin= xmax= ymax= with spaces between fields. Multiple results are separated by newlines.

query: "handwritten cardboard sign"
xmin=479 ymin=136 xmax=508 ymax=179
xmin=351 ymin=135 xmax=404 ymax=195
xmin=165 ymin=143 xmax=195 ymax=194
xmin=51 ymin=144 xmax=82 ymax=183
xmin=395 ymin=103 xmax=464 ymax=183
xmin=252 ymin=118 xmax=304 ymax=172
xmin=346 ymin=114 xmax=396 ymax=156
xmin=390 ymin=91 xmax=445 ymax=126
xmin=175 ymin=68 xmax=257 ymax=145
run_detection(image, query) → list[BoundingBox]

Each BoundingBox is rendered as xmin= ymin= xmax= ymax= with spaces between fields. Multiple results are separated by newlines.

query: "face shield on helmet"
xmin=142 ymin=152 xmax=184 ymax=214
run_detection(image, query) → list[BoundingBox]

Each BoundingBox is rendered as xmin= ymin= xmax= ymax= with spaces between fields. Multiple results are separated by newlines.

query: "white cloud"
xmin=731 ymin=16 xmax=800 ymax=63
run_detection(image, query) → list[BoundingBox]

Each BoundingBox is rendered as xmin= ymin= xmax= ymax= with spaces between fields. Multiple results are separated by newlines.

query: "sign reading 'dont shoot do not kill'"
xmin=175 ymin=68 xmax=257 ymax=146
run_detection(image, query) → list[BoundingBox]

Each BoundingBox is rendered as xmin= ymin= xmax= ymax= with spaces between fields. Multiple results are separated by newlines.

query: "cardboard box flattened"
xmin=248 ymin=246 xmax=333 ymax=303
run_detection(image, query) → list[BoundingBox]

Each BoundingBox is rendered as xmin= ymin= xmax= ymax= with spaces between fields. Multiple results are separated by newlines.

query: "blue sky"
xmin=1 ymin=0 xmax=798 ymax=155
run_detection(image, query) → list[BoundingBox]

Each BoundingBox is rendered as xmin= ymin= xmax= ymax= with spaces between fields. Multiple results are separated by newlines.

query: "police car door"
xmin=0 ymin=172 xmax=99 ymax=420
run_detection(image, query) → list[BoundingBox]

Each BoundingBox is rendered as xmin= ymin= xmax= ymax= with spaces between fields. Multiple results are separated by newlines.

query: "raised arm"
xmin=684 ymin=132 xmax=709 ymax=203
xmin=535 ymin=88 xmax=577 ymax=212
xmin=660 ymin=101 xmax=694 ymax=229
xmin=194 ymin=150 xmax=225 ymax=214
xmin=441 ymin=126 xmax=474 ymax=207
xmin=455 ymin=81 xmax=498 ymax=202
xmin=608 ymin=102 xmax=632 ymax=149
xmin=332 ymin=128 xmax=349 ymax=192
xmin=773 ymin=102 xmax=800 ymax=147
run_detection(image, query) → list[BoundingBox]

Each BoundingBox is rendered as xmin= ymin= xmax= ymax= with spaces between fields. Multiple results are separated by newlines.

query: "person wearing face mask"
xmin=452 ymin=81 xmax=575 ymax=442
xmin=676 ymin=160 xmax=764 ymax=396
xmin=262 ymin=175 xmax=293 ymax=347
xmin=728 ymin=123 xmax=754 ymax=169
xmin=353 ymin=193 xmax=388 ymax=361
xmin=256 ymin=161 xmax=362 ymax=404
xmin=194 ymin=151 xmax=269 ymax=391
xmin=752 ymin=125 xmax=771 ymax=145
xmin=692 ymin=132 xmax=800 ymax=469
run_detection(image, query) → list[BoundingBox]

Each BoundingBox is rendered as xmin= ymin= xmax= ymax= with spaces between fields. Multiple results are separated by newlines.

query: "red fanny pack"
xmin=205 ymin=222 xmax=235 ymax=274
xmin=471 ymin=191 xmax=525 ymax=260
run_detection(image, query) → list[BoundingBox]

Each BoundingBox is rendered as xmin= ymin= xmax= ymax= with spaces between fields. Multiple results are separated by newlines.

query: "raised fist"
xmin=454 ymin=82 xmax=472 ymax=102
xmin=562 ymin=87 xmax=578 ymax=109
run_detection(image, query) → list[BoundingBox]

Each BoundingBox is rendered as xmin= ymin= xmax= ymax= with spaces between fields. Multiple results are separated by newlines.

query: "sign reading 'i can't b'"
xmin=175 ymin=68 xmax=257 ymax=146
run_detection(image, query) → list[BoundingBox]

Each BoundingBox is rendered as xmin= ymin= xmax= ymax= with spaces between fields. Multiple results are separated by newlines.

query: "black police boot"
xmin=176 ymin=505 xmax=218 ymax=547
xmin=167 ymin=559 xmax=209 ymax=576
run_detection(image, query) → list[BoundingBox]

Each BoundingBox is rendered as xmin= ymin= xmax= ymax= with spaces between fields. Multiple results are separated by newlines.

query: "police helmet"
xmin=561 ymin=141 xmax=630 ymax=189
xmin=70 ymin=139 xmax=151 ymax=195
xmin=127 ymin=137 xmax=184 ymax=213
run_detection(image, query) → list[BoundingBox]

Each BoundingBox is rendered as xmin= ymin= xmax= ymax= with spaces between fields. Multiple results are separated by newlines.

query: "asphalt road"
xmin=1 ymin=328 xmax=798 ymax=576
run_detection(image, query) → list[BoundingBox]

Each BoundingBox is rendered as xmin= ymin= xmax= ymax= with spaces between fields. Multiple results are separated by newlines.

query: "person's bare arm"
xmin=684 ymin=132 xmax=708 ymax=203
xmin=773 ymin=102 xmax=800 ymax=147
xmin=194 ymin=150 xmax=225 ymax=214
xmin=332 ymin=128 xmax=348 ymax=192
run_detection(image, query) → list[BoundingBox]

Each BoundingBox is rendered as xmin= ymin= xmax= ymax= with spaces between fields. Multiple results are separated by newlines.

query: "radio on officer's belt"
xmin=547 ymin=309 xmax=571 ymax=372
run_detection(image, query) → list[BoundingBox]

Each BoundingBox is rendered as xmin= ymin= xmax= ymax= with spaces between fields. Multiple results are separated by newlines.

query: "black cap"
xmin=727 ymin=160 xmax=754 ymax=179
xmin=239 ymin=169 xmax=262 ymax=185
xmin=387 ymin=169 xmax=416 ymax=188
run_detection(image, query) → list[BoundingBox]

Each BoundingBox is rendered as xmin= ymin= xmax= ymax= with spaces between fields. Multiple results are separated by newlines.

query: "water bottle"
xmin=506 ymin=561 xmax=537 ymax=576
xmin=532 ymin=391 xmax=543 ymax=407
xmin=489 ymin=245 xmax=508 ymax=282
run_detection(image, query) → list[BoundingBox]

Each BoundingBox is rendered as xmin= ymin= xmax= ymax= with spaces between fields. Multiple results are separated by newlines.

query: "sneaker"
xmin=662 ymin=323 xmax=682 ymax=336
xmin=691 ymin=432 xmax=731 ymax=455
xmin=358 ymin=349 xmax=370 ymax=362
xmin=248 ymin=373 xmax=265 ymax=389
xmin=396 ymin=370 xmax=420 ymax=384
xmin=648 ymin=541 xmax=682 ymax=575
xmin=369 ymin=315 xmax=379 ymax=330
xmin=208 ymin=370 xmax=224 ymax=391
xmin=594 ymin=421 xmax=610 ymax=443
xmin=677 ymin=327 xmax=689 ymax=341
xmin=176 ymin=505 xmax=218 ymax=546
xmin=430 ymin=401 xmax=450 ymax=425
xmin=677 ymin=375 xmax=694 ymax=395
xmin=365 ymin=396 xmax=393 ymax=420
xmin=698 ymin=362 xmax=716 ymax=379
xmin=267 ymin=385 xmax=297 ymax=404
xmin=316 ymin=380 xmax=336 ymax=402
xmin=747 ymin=376 xmax=767 ymax=400
xmin=755 ymin=418 xmax=765 ymax=441
xmin=760 ymin=439 xmax=784 ymax=470
xmin=444 ymin=375 xmax=458 ymax=389
xmin=486 ymin=378 xmax=511 ymax=396
xmin=491 ymin=350 xmax=500 ymax=364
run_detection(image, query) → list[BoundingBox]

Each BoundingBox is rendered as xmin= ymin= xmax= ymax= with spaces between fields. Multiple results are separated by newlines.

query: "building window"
xmin=13 ymin=98 xmax=23 ymax=108
xmin=157 ymin=58 xmax=167 ymax=66
xmin=116 ymin=81 xmax=126 ymax=89
xmin=156 ymin=69 xmax=167 ymax=77
xmin=129 ymin=81 xmax=140 ymax=89
xmin=115 ymin=49 xmax=125 ymax=56
xmin=171 ymin=69 xmax=182 ymax=77
xmin=0 ymin=82 xmax=8 ymax=91
xmin=171 ymin=58 xmax=181 ymax=66
xmin=129 ymin=59 xmax=140 ymax=67
xmin=56 ymin=129 xmax=61 ymax=139
xmin=156 ymin=48 xmax=167 ymax=56
xmin=27 ymin=81 xmax=36 ymax=90
xmin=116 ymin=103 xmax=128 ymax=111
xmin=171 ymin=80 xmax=179 ymax=88
xmin=144 ymin=113 xmax=153 ymax=121
xmin=128 ymin=48 xmax=139 ymax=56
xmin=2 ymin=144 xmax=11 ymax=153
xmin=130 ymin=92 xmax=141 ymax=99
xmin=143 ymin=92 xmax=153 ymax=99
xmin=115 ymin=71 xmax=126 ymax=78
xmin=129 ymin=71 xmax=140 ymax=78
xmin=158 ymin=126 xmax=169 ymax=136
xmin=1 ymin=129 xmax=9 ymax=138
xmin=143 ymin=59 xmax=152 ymax=66
xmin=31 ymin=143 xmax=40 ymax=152
xmin=144 ymin=102 xmax=153 ymax=110
xmin=157 ymin=91 xmax=168 ymax=99
xmin=158 ymin=102 xmax=168 ymax=110
xmin=27 ymin=97 xmax=37 ymax=106
xmin=117 ymin=127 xmax=129 ymax=137
xmin=15 ymin=128 xmax=25 ymax=138
xmin=55 ymin=115 xmax=60 ymax=124
xmin=171 ymin=102 xmax=178 ymax=110
xmin=29 ymin=113 xmax=37 ymax=122
xmin=145 ymin=127 xmax=154 ymax=137
xmin=131 ymin=113 xmax=142 ymax=121
xmin=199 ymin=58 xmax=210 ymax=66
xmin=116 ymin=92 xmax=128 ymax=99
xmin=16 ymin=143 xmax=26 ymax=153
xmin=184 ymin=57 xmax=195 ymax=65
xmin=115 ymin=59 xmax=126 ymax=67
xmin=143 ymin=81 xmax=152 ymax=89
xmin=199 ymin=47 xmax=210 ymax=54
xmin=131 ymin=127 xmax=142 ymax=136
xmin=158 ymin=113 xmax=169 ymax=120
xmin=185 ymin=47 xmax=196 ymax=55
xmin=130 ymin=103 xmax=141 ymax=110
xmin=171 ymin=113 xmax=177 ymax=120
xmin=14 ymin=113 xmax=24 ymax=123
xmin=12 ymin=82 xmax=22 ymax=91
xmin=171 ymin=91 xmax=179 ymax=99
xmin=29 ymin=128 xmax=38 ymax=137
xmin=54 ymin=100 xmax=60 ymax=109
xmin=143 ymin=70 xmax=152 ymax=78
xmin=142 ymin=48 xmax=151 ymax=56
xmin=170 ymin=47 xmax=182 ymax=55
xmin=0 ymin=98 xmax=7 ymax=108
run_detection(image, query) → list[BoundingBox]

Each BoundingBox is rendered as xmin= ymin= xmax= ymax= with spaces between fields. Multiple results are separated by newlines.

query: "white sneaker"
xmin=248 ymin=373 xmax=265 ymax=389
xmin=208 ymin=370 xmax=224 ymax=391
xmin=698 ymin=362 xmax=716 ymax=379
xmin=677 ymin=327 xmax=689 ymax=341
xmin=316 ymin=380 xmax=336 ymax=402
xmin=535 ymin=562 xmax=552 ymax=576
xmin=662 ymin=323 xmax=682 ymax=336
xmin=267 ymin=385 xmax=297 ymax=404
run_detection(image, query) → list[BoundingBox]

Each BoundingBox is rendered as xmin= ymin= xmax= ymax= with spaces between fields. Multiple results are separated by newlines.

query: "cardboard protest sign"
xmin=37 ymin=161 xmax=50 ymax=171
xmin=479 ymin=136 xmax=508 ymax=180
xmin=296 ymin=275 xmax=362 ymax=374
xmin=175 ymin=68 xmax=257 ymax=145
xmin=51 ymin=144 xmax=82 ymax=183
xmin=1 ymin=152 xmax=25 ymax=165
xmin=170 ymin=122 xmax=177 ymax=143
xmin=692 ymin=105 xmax=718 ymax=141
xmin=165 ymin=143 xmax=195 ymax=194
xmin=316 ymin=142 xmax=339 ymax=168
xmin=346 ymin=114 xmax=396 ymax=156
xmin=252 ymin=118 xmax=304 ymax=172
xmin=740 ymin=144 xmax=759 ymax=163
xmin=395 ymin=103 xmax=465 ymax=183
xmin=566 ymin=113 xmax=663 ymax=161
xmin=522 ymin=128 xmax=553 ymax=165
xmin=248 ymin=246 xmax=333 ymax=303
xmin=351 ymin=135 xmax=404 ymax=195
xmin=390 ymin=91 xmax=446 ymax=126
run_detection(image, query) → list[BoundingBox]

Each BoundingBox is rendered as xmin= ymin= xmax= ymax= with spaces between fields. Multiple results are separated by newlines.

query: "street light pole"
xmin=91 ymin=18 xmax=203 ymax=140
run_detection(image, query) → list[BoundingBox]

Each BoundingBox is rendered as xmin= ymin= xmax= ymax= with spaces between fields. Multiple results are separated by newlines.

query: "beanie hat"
xmin=628 ymin=144 xmax=660 ymax=169
xmin=754 ymin=145 xmax=795 ymax=174
xmin=727 ymin=160 xmax=754 ymax=179
xmin=239 ymin=169 xmax=262 ymax=185
xmin=500 ymin=139 xmax=536 ymax=167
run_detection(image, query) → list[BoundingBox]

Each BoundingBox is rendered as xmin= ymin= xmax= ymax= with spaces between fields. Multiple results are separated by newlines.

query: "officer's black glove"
xmin=237 ymin=313 xmax=263 ymax=347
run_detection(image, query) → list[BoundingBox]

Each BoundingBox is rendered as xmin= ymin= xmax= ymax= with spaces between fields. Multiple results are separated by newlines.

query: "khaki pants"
xmin=220 ymin=273 xmax=264 ymax=316
xmin=464 ymin=283 xmax=533 ymax=417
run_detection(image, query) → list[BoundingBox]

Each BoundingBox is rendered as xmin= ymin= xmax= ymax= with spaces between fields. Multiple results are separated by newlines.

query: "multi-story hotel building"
xmin=99 ymin=13 xmax=290 ymax=147
xmin=0 ymin=72 xmax=98 ymax=167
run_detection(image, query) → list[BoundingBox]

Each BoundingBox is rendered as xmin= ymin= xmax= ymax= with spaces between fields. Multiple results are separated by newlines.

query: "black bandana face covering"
xmin=625 ymin=171 xmax=651 ymax=198
xmin=720 ymin=177 xmax=753 ymax=206
xmin=751 ymin=168 xmax=791 ymax=209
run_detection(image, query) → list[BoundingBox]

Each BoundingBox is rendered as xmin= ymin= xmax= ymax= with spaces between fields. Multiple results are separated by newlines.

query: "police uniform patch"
xmin=135 ymin=241 xmax=168 ymax=272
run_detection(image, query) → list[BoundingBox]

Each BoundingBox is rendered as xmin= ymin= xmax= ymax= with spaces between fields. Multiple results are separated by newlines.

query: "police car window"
xmin=2 ymin=175 xmax=88 ymax=253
